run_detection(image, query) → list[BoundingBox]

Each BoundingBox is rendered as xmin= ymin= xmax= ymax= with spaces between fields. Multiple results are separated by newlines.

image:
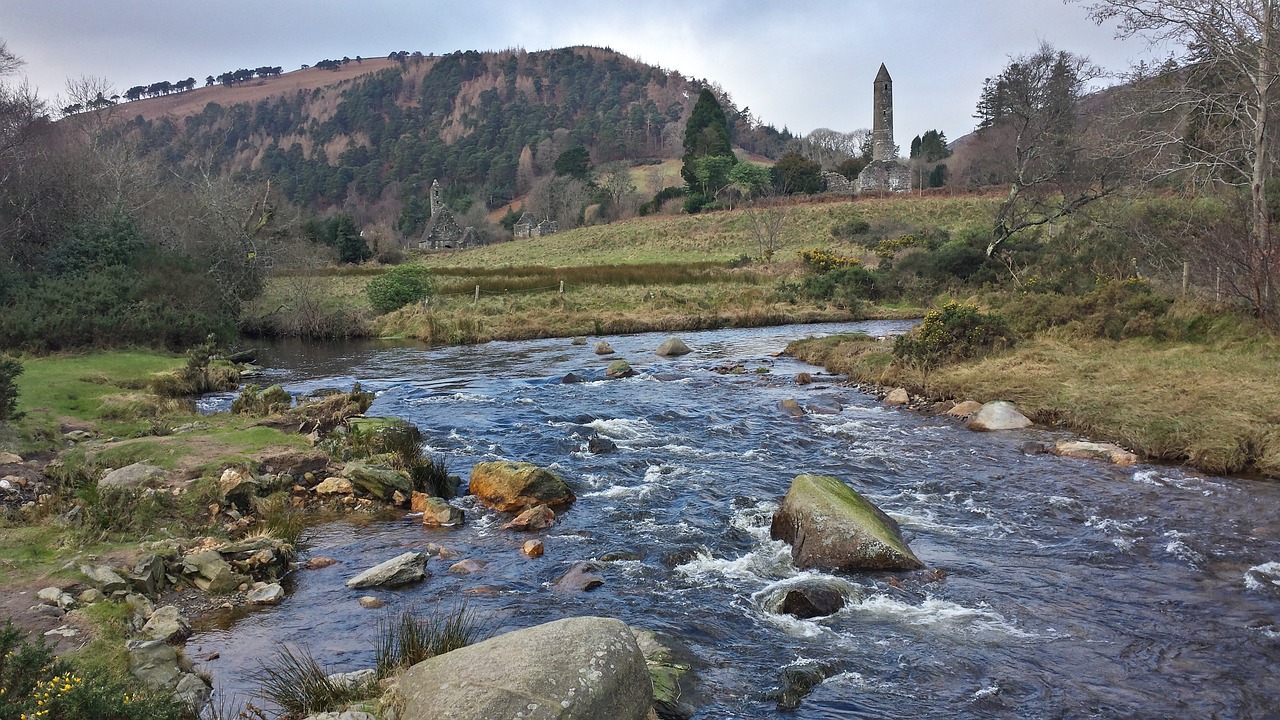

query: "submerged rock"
xmin=521 ymin=540 xmax=545 ymax=558
xmin=587 ymin=435 xmax=618 ymax=454
xmin=468 ymin=461 xmax=575 ymax=513
xmin=345 ymin=551 xmax=428 ymax=589
xmin=555 ymin=561 xmax=605 ymax=592
xmin=397 ymin=617 xmax=652 ymax=720
xmin=967 ymin=401 xmax=1032 ymax=431
xmin=779 ymin=581 xmax=848 ymax=619
xmin=770 ymin=474 xmax=923 ymax=572
xmin=420 ymin=497 xmax=465 ymax=527
xmin=1052 ymin=440 xmax=1140 ymax=466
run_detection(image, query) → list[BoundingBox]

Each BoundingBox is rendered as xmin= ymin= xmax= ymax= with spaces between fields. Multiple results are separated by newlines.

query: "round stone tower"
xmin=872 ymin=63 xmax=895 ymax=162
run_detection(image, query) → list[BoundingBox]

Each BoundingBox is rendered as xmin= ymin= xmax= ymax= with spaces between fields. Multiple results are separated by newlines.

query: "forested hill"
xmin=115 ymin=46 xmax=794 ymax=235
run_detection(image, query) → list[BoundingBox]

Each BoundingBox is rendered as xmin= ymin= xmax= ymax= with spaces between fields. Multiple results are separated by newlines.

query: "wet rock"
xmin=655 ymin=337 xmax=692 ymax=357
xmin=967 ymin=401 xmax=1032 ymax=431
xmin=358 ymin=596 xmax=385 ymax=609
xmin=142 ymin=605 xmax=190 ymax=642
xmin=99 ymin=462 xmax=167 ymax=490
xmin=246 ymin=583 xmax=285 ymax=605
xmin=795 ymin=372 xmax=813 ymax=385
xmin=342 ymin=462 xmax=412 ymax=501
xmin=345 ymin=551 xmax=429 ymax=589
xmin=770 ymin=474 xmax=924 ymax=572
xmin=521 ymin=540 xmax=545 ymax=558
xmin=587 ymin=435 xmax=618 ymax=454
xmin=779 ymin=399 xmax=806 ymax=417
xmin=503 ymin=504 xmax=555 ymax=531
xmin=306 ymin=556 xmax=338 ymax=570
xmin=770 ymin=661 xmax=833 ymax=711
xmin=606 ymin=359 xmax=635 ymax=378
xmin=594 ymin=340 xmax=615 ymax=355
xmin=1052 ymin=440 xmax=1140 ymax=466
xmin=420 ymin=497 xmax=465 ymax=527
xmin=779 ymin=581 xmax=847 ymax=619
xmin=946 ymin=400 xmax=983 ymax=417
xmin=884 ymin=388 xmax=910 ymax=405
xmin=804 ymin=397 xmax=843 ymax=415
xmin=1021 ymin=441 xmax=1052 ymax=455
xmin=555 ymin=561 xmax=605 ymax=592
xmin=631 ymin=627 xmax=697 ymax=720
xmin=468 ymin=461 xmax=575 ymax=513
xmin=571 ymin=337 xmax=587 ymax=346
xmin=219 ymin=466 xmax=259 ymax=511
xmin=398 ymin=617 xmax=651 ymax=720
xmin=448 ymin=559 xmax=487 ymax=575
xmin=80 ymin=564 xmax=129 ymax=594
xmin=562 ymin=372 xmax=586 ymax=384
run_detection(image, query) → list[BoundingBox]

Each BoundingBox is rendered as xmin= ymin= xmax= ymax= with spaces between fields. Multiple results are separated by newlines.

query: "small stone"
xmin=605 ymin=359 xmax=634 ymax=378
xmin=654 ymin=337 xmax=692 ymax=357
xmin=522 ymin=540 xmax=545 ymax=558
xmin=0 ymin=451 xmax=23 ymax=463
xmin=420 ymin=497 xmax=465 ymax=527
xmin=884 ymin=388 xmax=910 ymax=405
xmin=795 ymin=372 xmax=813 ymax=385
xmin=780 ymin=399 xmax=805 ymax=417
xmin=358 ymin=596 xmax=385 ymax=609
xmin=306 ymin=557 xmax=338 ymax=570
xmin=315 ymin=477 xmax=355 ymax=495
xmin=77 ymin=588 xmax=105 ymax=605
xmin=246 ymin=583 xmax=285 ymax=605
xmin=571 ymin=337 xmax=587 ymax=345
xmin=503 ymin=504 xmax=555 ymax=531
xmin=593 ymin=341 xmax=615 ymax=355
xmin=448 ymin=559 xmax=487 ymax=575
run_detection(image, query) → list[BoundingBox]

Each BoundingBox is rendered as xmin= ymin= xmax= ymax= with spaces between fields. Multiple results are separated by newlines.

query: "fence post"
xmin=474 ymin=285 xmax=479 ymax=304
xmin=559 ymin=280 xmax=565 ymax=295
xmin=1182 ymin=262 xmax=1189 ymax=295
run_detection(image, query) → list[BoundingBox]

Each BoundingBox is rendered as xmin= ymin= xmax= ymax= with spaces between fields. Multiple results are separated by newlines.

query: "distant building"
xmin=418 ymin=180 xmax=484 ymax=250
xmin=855 ymin=64 xmax=910 ymax=194
xmin=512 ymin=212 xmax=559 ymax=239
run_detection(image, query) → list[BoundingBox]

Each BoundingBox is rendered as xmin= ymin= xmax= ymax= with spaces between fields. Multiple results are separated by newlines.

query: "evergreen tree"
xmin=681 ymin=89 xmax=736 ymax=211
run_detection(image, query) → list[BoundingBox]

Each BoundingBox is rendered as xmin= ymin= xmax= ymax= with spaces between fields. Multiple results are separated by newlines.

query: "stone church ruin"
xmin=418 ymin=180 xmax=483 ymax=250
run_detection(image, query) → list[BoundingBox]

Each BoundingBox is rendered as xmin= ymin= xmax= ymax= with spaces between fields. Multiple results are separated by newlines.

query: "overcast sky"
xmin=1 ymin=0 xmax=1158 ymax=143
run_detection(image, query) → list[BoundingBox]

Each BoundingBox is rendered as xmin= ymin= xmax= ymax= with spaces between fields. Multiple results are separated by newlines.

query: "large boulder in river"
xmin=966 ymin=401 xmax=1032 ymax=431
xmin=345 ymin=551 xmax=429 ymax=589
xmin=468 ymin=461 xmax=575 ymax=512
xmin=398 ymin=617 xmax=652 ymax=720
xmin=770 ymin=475 xmax=923 ymax=572
xmin=606 ymin=359 xmax=635 ymax=378
xmin=655 ymin=337 xmax=692 ymax=357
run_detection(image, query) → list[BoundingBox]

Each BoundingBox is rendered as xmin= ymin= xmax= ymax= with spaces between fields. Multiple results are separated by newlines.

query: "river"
xmin=189 ymin=322 xmax=1280 ymax=719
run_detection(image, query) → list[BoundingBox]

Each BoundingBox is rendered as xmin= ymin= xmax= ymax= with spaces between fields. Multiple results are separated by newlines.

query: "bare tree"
xmin=976 ymin=42 xmax=1120 ymax=261
xmin=1071 ymin=0 xmax=1280 ymax=320
xmin=0 ymin=40 xmax=42 ymax=181
xmin=797 ymin=128 xmax=866 ymax=168
xmin=743 ymin=193 xmax=791 ymax=261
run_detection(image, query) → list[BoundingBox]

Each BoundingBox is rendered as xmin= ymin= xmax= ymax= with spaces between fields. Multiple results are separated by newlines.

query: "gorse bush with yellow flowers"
xmin=0 ymin=621 xmax=190 ymax=720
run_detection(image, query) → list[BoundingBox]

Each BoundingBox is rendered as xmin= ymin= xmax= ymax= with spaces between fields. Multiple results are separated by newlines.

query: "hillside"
xmin=112 ymin=47 xmax=794 ymax=238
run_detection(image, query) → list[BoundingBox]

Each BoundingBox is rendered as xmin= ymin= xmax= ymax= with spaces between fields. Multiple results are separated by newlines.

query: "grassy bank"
xmin=787 ymin=325 xmax=1280 ymax=477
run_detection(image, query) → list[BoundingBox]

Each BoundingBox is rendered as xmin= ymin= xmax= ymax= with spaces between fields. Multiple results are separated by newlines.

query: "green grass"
xmin=16 ymin=352 xmax=183 ymax=420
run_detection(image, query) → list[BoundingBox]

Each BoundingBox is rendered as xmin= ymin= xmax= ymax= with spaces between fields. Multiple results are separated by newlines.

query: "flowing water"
xmin=189 ymin=322 xmax=1280 ymax=719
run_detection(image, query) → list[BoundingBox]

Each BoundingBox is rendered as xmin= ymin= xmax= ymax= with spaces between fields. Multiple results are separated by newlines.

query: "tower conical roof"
xmin=875 ymin=63 xmax=891 ymax=83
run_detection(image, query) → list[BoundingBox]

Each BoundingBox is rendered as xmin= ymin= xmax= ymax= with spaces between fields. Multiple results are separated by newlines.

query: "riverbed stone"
xmin=631 ymin=627 xmax=697 ymax=720
xmin=448 ymin=559 xmax=487 ymax=575
xmin=99 ymin=462 xmax=167 ymax=490
xmin=779 ymin=580 xmax=848 ymax=619
xmin=468 ymin=461 xmax=575 ymax=513
xmin=80 ymin=564 xmax=129 ymax=594
xmin=315 ymin=476 xmax=355 ymax=495
xmin=522 ymin=540 xmax=545 ymax=558
xmin=1052 ymin=440 xmax=1140 ymax=466
xmin=345 ymin=551 xmax=428 ymax=589
xmin=884 ymin=388 xmax=910 ymax=405
xmin=770 ymin=474 xmax=924 ymax=572
xmin=587 ymin=435 xmax=617 ymax=454
xmin=946 ymin=400 xmax=983 ymax=417
xmin=342 ymin=462 xmax=412 ymax=501
xmin=966 ymin=401 xmax=1032 ymax=431
xmin=555 ymin=561 xmax=605 ymax=592
xmin=398 ymin=616 xmax=652 ymax=720
xmin=594 ymin=341 xmax=615 ymax=355
xmin=606 ymin=359 xmax=635 ymax=378
xmin=358 ymin=596 xmax=385 ymax=609
xmin=655 ymin=337 xmax=692 ymax=357
xmin=246 ymin=583 xmax=285 ymax=605
xmin=143 ymin=605 xmax=190 ymax=642
xmin=503 ymin=504 xmax=555 ymax=531
xmin=420 ymin=497 xmax=465 ymax=527
xmin=780 ymin=399 xmax=806 ymax=417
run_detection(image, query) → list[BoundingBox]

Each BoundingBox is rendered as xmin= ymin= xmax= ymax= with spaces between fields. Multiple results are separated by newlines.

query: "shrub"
xmin=893 ymin=302 xmax=1014 ymax=386
xmin=366 ymin=265 xmax=436 ymax=314
xmin=375 ymin=603 xmax=486 ymax=678
xmin=0 ymin=620 xmax=189 ymax=720
xmin=0 ymin=355 xmax=22 ymax=422
xmin=798 ymin=248 xmax=861 ymax=274
xmin=231 ymin=384 xmax=294 ymax=415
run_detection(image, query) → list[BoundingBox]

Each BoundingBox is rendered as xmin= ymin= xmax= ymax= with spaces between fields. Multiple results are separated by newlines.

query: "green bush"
xmin=231 ymin=384 xmax=294 ymax=415
xmin=0 ymin=620 xmax=190 ymax=720
xmin=893 ymin=302 xmax=1014 ymax=383
xmin=0 ymin=355 xmax=22 ymax=422
xmin=366 ymin=265 xmax=437 ymax=314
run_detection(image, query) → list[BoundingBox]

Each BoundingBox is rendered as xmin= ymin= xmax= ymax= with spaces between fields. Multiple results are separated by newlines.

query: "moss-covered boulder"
xmin=468 ymin=461 xmax=575 ymax=512
xmin=770 ymin=474 xmax=923 ymax=572
xmin=342 ymin=461 xmax=412 ymax=500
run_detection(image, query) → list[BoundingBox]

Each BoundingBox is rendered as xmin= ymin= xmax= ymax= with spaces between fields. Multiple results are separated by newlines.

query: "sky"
xmin=0 ymin=0 xmax=1160 ymax=143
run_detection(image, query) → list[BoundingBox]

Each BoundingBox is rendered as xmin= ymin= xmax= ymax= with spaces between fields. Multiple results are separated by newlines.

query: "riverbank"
xmin=786 ymin=329 xmax=1280 ymax=478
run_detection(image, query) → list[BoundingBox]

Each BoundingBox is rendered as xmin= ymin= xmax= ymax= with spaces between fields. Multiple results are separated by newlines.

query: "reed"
xmin=252 ymin=644 xmax=375 ymax=716
xmin=374 ymin=602 xmax=486 ymax=678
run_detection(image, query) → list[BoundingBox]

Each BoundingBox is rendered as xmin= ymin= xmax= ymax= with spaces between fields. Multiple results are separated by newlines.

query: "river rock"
xmin=884 ymin=388 xmax=910 ymax=405
xmin=315 ymin=476 xmax=355 ymax=495
xmin=780 ymin=399 xmax=806 ymax=417
xmin=343 ymin=461 xmax=412 ymax=501
xmin=594 ymin=341 xmax=615 ymax=355
xmin=522 ymin=540 xmax=545 ymax=558
xmin=126 ymin=638 xmax=181 ymax=691
xmin=805 ymin=397 xmax=843 ymax=415
xmin=1052 ymin=440 xmax=1140 ymax=466
xmin=587 ymin=435 xmax=618 ymax=454
xmin=606 ymin=359 xmax=635 ymax=378
xmin=448 ymin=559 xmax=487 ymax=575
xmin=174 ymin=672 xmax=213 ymax=710
xmin=99 ymin=462 xmax=167 ymax=490
xmin=326 ymin=668 xmax=377 ymax=691
xmin=358 ymin=596 xmax=385 ymax=609
xmin=555 ymin=561 xmax=605 ymax=592
xmin=770 ymin=474 xmax=924 ymax=572
xmin=182 ymin=550 xmax=248 ymax=594
xmin=345 ymin=551 xmax=428 ymax=589
xmin=468 ymin=461 xmax=575 ymax=512
xmin=143 ymin=605 xmax=190 ymax=642
xmin=503 ymin=504 xmax=555 ymax=531
xmin=779 ymin=580 xmax=848 ymax=619
xmin=306 ymin=556 xmax=338 ymax=570
xmin=772 ymin=661 xmax=832 ymax=712
xmin=966 ymin=401 xmax=1033 ymax=431
xmin=571 ymin=337 xmax=587 ymax=346
xmin=795 ymin=372 xmax=813 ymax=385
xmin=398 ymin=617 xmax=652 ymax=720
xmin=946 ymin=400 xmax=983 ymax=417
xmin=631 ymin=627 xmax=697 ymax=720
xmin=131 ymin=554 xmax=167 ymax=596
xmin=420 ymin=497 xmax=465 ymax=527
xmin=655 ymin=337 xmax=692 ymax=357
xmin=219 ymin=466 xmax=259 ymax=510
xmin=246 ymin=583 xmax=285 ymax=605
xmin=562 ymin=372 xmax=585 ymax=384
xmin=80 ymin=564 xmax=129 ymax=594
